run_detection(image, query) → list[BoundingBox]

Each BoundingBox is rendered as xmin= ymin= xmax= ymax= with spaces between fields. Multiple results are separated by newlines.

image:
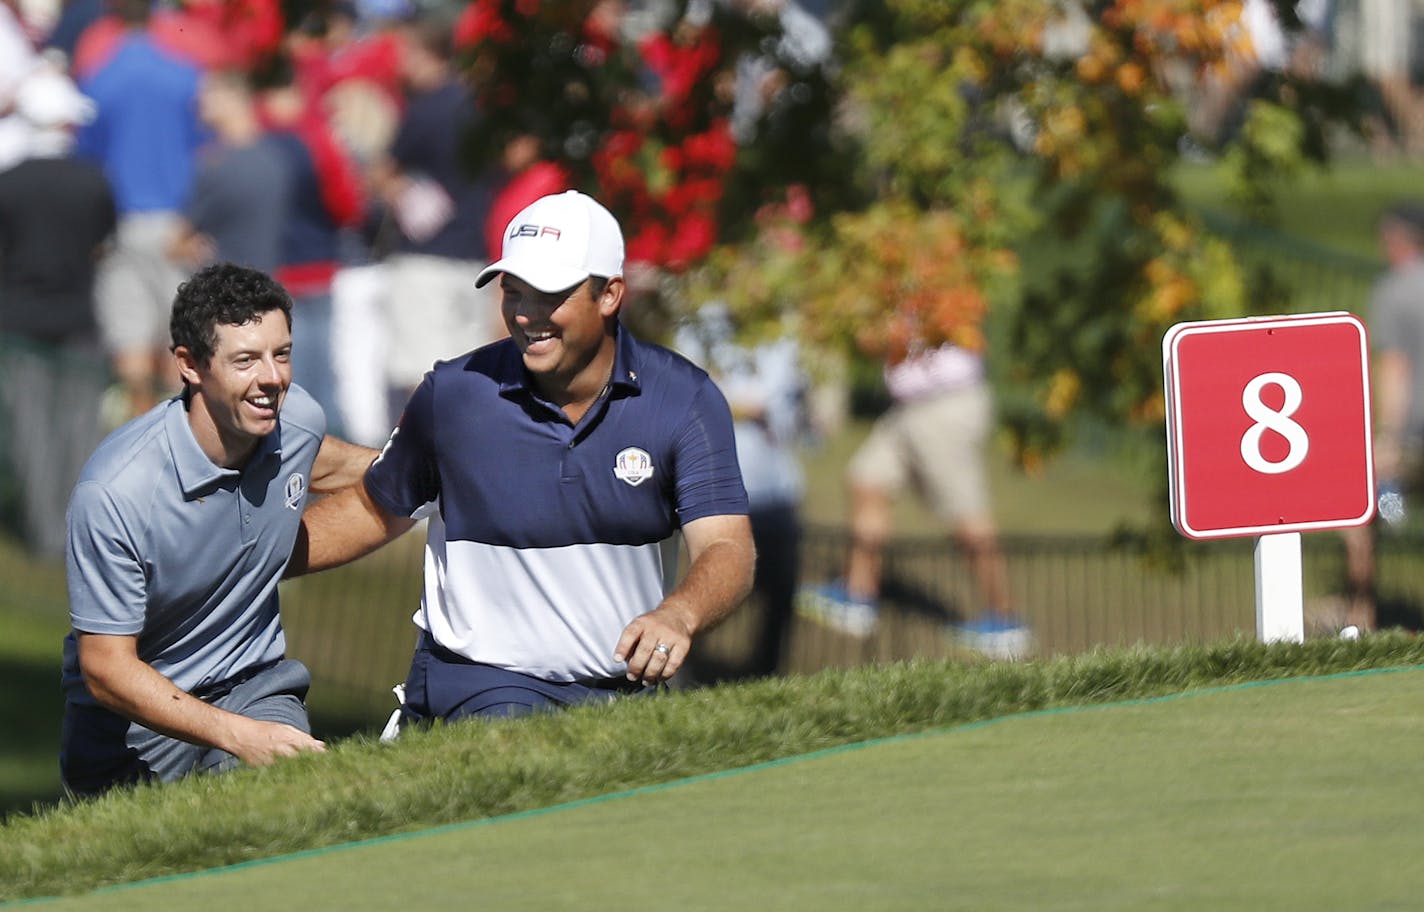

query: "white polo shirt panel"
xmin=416 ymin=511 xmax=684 ymax=681
xmin=62 ymin=385 xmax=326 ymax=702
xmin=366 ymin=326 xmax=749 ymax=681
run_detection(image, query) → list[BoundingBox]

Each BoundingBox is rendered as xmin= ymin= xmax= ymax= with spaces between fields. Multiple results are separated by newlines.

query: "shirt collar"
xmin=610 ymin=323 xmax=644 ymax=394
xmin=163 ymin=394 xmax=283 ymax=497
xmin=495 ymin=322 xmax=645 ymax=399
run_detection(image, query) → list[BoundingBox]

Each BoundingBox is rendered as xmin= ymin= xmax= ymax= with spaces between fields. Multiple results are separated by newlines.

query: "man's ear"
xmin=173 ymin=346 xmax=203 ymax=388
xmin=599 ymin=276 xmax=626 ymax=318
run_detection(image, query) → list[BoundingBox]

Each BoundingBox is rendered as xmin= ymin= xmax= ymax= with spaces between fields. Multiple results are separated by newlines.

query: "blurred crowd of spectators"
xmin=0 ymin=0 xmax=840 ymax=561
xmin=2 ymin=0 xmax=1423 ymax=568
xmin=1 ymin=0 xmax=504 ymax=443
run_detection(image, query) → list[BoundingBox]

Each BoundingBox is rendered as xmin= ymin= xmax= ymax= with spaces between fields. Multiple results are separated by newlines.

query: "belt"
xmin=421 ymin=631 xmax=651 ymax=695
xmin=191 ymin=659 xmax=282 ymax=702
xmin=582 ymin=676 xmax=652 ymax=694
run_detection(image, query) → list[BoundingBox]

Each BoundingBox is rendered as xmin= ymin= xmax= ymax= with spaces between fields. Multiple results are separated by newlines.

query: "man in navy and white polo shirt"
xmin=61 ymin=263 xmax=376 ymax=796
xmin=290 ymin=190 xmax=756 ymax=722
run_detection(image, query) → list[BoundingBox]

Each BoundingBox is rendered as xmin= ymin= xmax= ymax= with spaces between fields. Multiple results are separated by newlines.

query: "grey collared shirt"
xmin=61 ymin=385 xmax=325 ymax=703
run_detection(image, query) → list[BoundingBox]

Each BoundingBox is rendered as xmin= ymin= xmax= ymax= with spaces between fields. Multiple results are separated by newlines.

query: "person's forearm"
xmin=614 ymin=515 xmax=755 ymax=684
xmin=661 ymin=535 xmax=756 ymax=635
xmin=1376 ymin=356 xmax=1411 ymax=437
xmin=81 ymin=643 xmax=324 ymax=767
xmin=83 ymin=651 xmax=252 ymax=755
xmin=310 ymin=436 xmax=380 ymax=493
xmin=369 ymin=156 xmax=406 ymax=208
xmin=286 ymin=483 xmax=413 ymax=578
xmin=1373 ymin=353 xmax=1412 ymax=479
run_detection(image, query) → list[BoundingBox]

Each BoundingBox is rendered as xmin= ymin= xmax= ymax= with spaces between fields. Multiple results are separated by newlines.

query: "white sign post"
xmin=1254 ymin=532 xmax=1304 ymax=643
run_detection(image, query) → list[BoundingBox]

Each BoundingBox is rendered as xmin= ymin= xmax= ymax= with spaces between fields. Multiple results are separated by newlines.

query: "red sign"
xmin=1164 ymin=313 xmax=1374 ymax=540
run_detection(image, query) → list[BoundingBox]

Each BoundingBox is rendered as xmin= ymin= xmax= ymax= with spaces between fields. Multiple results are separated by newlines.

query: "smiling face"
xmin=500 ymin=274 xmax=622 ymax=405
xmin=176 ymin=312 xmax=292 ymax=468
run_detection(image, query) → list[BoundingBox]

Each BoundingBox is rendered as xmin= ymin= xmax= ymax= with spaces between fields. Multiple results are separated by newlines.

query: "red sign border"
xmin=1163 ymin=312 xmax=1375 ymax=540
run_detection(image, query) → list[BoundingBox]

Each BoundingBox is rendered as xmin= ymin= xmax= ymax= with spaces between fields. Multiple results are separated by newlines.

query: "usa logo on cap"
xmin=475 ymin=190 xmax=625 ymax=293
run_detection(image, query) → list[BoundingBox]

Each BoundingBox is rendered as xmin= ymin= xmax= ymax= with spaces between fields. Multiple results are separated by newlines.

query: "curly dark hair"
xmin=169 ymin=263 xmax=293 ymax=367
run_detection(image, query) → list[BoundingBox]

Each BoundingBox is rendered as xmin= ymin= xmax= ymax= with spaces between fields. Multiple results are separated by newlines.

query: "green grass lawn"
xmin=1174 ymin=158 xmax=1424 ymax=258
xmin=5 ymin=643 xmax=1422 ymax=909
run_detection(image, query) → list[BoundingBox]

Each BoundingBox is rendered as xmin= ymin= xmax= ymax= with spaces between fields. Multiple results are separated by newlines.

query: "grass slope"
xmin=18 ymin=667 xmax=1423 ymax=912
xmin=3 ymin=634 xmax=1422 ymax=902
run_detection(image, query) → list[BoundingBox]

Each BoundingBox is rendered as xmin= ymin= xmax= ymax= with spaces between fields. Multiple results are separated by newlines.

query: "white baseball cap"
xmin=476 ymin=190 xmax=625 ymax=293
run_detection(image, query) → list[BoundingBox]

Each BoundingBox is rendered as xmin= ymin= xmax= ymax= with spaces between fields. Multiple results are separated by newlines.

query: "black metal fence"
xmin=1197 ymin=210 xmax=1378 ymax=317
xmin=280 ymin=524 xmax=1423 ymax=722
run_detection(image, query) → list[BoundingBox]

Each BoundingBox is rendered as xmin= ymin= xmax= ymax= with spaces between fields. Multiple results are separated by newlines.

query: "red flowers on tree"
xmin=453 ymin=0 xmax=840 ymax=274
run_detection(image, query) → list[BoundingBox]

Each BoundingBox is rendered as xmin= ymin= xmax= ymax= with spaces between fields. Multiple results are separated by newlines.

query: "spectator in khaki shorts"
xmin=798 ymin=343 xmax=1029 ymax=658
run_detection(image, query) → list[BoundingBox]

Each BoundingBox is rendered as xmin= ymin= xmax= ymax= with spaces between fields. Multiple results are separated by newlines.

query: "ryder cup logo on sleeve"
xmin=614 ymin=447 xmax=654 ymax=486
xmin=475 ymin=190 xmax=625 ymax=293
xmin=284 ymin=473 xmax=307 ymax=510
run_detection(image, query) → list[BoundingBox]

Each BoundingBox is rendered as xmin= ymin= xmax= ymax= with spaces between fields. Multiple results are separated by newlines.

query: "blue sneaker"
xmin=796 ymin=581 xmax=878 ymax=637
xmin=951 ymin=615 xmax=1032 ymax=660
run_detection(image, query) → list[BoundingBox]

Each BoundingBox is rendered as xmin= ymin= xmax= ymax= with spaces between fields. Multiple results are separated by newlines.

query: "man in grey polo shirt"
xmin=60 ymin=263 xmax=376 ymax=796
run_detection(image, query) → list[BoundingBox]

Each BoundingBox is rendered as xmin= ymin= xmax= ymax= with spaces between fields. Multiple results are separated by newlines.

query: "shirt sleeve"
xmin=670 ymin=377 xmax=751 ymax=523
xmin=364 ymin=371 xmax=442 ymax=518
xmin=65 ymin=481 xmax=148 ymax=636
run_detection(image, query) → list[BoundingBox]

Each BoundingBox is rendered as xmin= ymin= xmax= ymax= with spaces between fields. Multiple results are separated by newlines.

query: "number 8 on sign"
xmin=1239 ymin=372 xmax=1309 ymax=475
